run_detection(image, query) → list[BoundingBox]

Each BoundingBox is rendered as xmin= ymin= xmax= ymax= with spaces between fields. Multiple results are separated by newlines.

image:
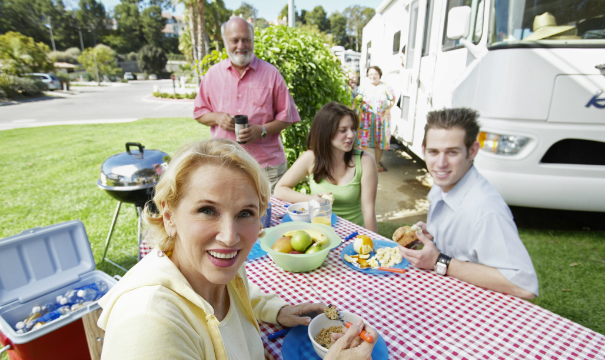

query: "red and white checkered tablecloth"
xmin=140 ymin=197 xmax=605 ymax=360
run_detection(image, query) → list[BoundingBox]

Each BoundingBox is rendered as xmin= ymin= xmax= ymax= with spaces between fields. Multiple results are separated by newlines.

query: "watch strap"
xmin=261 ymin=125 xmax=267 ymax=137
xmin=437 ymin=253 xmax=451 ymax=267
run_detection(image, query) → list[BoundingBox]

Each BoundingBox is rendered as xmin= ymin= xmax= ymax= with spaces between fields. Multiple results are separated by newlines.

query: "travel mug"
xmin=234 ymin=115 xmax=248 ymax=144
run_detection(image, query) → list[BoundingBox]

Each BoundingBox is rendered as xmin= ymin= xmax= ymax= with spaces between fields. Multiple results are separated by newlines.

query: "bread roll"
xmin=393 ymin=225 xmax=422 ymax=248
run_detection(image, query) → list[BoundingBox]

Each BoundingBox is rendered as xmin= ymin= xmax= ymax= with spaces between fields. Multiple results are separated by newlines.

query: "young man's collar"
xmin=429 ymin=165 xmax=478 ymax=211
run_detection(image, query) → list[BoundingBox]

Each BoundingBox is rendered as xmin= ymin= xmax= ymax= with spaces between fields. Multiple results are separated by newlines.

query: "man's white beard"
xmin=227 ymin=47 xmax=254 ymax=67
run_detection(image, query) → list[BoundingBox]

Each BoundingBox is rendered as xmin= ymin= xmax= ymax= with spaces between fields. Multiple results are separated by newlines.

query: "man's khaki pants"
xmin=264 ymin=162 xmax=287 ymax=194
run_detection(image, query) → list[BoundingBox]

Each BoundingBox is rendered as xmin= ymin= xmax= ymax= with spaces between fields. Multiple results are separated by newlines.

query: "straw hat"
xmin=524 ymin=12 xmax=576 ymax=41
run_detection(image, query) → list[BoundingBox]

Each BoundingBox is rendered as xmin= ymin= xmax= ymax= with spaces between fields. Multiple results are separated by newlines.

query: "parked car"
xmin=26 ymin=73 xmax=62 ymax=90
xmin=124 ymin=72 xmax=135 ymax=80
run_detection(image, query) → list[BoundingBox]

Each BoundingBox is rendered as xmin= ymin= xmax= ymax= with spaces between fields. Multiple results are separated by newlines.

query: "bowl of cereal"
xmin=307 ymin=310 xmax=364 ymax=359
xmin=286 ymin=202 xmax=311 ymax=222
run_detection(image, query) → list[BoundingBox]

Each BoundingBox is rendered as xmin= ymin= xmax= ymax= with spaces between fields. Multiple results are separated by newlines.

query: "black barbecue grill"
xmin=97 ymin=142 xmax=169 ymax=271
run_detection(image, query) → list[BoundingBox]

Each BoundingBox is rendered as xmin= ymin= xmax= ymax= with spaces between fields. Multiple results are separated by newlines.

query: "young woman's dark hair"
xmin=306 ymin=102 xmax=360 ymax=183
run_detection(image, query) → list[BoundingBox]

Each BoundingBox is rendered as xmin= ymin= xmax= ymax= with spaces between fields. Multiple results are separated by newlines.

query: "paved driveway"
xmin=0 ymin=80 xmax=194 ymax=131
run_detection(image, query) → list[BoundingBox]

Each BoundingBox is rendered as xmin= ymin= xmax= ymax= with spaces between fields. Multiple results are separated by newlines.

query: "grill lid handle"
xmin=126 ymin=142 xmax=145 ymax=158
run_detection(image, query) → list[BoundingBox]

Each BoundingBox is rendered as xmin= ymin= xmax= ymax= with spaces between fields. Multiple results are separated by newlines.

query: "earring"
xmin=158 ymin=235 xmax=173 ymax=257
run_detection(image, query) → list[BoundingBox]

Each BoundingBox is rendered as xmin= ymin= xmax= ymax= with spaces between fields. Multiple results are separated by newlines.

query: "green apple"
xmin=290 ymin=230 xmax=312 ymax=252
xmin=304 ymin=245 xmax=323 ymax=254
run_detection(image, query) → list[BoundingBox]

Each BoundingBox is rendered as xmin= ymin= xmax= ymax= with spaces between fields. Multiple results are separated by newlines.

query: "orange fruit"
xmin=353 ymin=235 xmax=374 ymax=255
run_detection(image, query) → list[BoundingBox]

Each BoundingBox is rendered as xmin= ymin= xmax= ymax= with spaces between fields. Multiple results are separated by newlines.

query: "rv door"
xmin=395 ymin=0 xmax=428 ymax=145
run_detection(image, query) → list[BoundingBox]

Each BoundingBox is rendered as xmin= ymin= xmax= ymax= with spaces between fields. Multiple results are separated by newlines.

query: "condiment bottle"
xmin=234 ymin=115 xmax=248 ymax=144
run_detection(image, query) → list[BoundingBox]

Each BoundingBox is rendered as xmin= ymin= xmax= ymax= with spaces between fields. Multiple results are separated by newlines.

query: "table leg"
xmin=82 ymin=308 xmax=104 ymax=360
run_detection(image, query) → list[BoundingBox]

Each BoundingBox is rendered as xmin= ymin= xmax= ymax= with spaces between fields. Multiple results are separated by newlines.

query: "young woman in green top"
xmin=275 ymin=102 xmax=378 ymax=232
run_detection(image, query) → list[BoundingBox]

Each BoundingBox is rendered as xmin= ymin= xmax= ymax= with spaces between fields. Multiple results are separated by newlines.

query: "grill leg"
xmin=136 ymin=205 xmax=143 ymax=261
xmin=101 ymin=201 xmax=122 ymax=265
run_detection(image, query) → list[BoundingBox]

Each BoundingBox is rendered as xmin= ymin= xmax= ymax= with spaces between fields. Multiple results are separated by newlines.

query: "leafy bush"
xmin=127 ymin=52 xmax=138 ymax=62
xmin=195 ymin=49 xmax=228 ymax=77
xmin=152 ymin=91 xmax=196 ymax=99
xmin=78 ymin=45 xmax=122 ymax=80
xmin=0 ymin=74 xmax=48 ymax=99
xmin=0 ymin=32 xmax=53 ymax=75
xmin=49 ymin=48 xmax=81 ymax=64
xmin=254 ymin=25 xmax=350 ymax=166
xmin=137 ymin=45 xmax=167 ymax=75
xmin=0 ymin=87 xmax=6 ymax=99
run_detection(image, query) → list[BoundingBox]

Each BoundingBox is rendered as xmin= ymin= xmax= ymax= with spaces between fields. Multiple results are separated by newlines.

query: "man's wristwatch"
xmin=434 ymin=253 xmax=451 ymax=276
xmin=260 ymin=125 xmax=268 ymax=138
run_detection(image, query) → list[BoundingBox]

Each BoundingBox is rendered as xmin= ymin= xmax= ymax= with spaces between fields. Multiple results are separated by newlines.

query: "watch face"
xmin=434 ymin=262 xmax=447 ymax=275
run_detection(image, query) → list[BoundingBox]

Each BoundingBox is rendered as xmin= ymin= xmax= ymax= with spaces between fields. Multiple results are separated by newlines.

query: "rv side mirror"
xmin=447 ymin=6 xmax=471 ymax=40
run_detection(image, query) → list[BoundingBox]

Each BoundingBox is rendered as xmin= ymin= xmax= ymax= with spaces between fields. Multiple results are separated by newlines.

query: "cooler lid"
xmin=0 ymin=220 xmax=95 ymax=306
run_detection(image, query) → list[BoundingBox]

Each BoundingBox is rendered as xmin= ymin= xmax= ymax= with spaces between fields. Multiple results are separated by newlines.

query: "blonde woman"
xmin=97 ymin=138 xmax=377 ymax=360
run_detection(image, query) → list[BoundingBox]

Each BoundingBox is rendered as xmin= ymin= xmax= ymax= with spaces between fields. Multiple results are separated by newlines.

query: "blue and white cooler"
xmin=0 ymin=221 xmax=117 ymax=360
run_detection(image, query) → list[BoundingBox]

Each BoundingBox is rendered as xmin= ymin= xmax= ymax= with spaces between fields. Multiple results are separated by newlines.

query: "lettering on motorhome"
xmin=586 ymin=90 xmax=605 ymax=109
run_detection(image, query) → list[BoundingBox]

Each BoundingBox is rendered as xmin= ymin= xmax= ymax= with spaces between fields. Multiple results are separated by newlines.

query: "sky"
xmin=95 ymin=0 xmax=382 ymax=20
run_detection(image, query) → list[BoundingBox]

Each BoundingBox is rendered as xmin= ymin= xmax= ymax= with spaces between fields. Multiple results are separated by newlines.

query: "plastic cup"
xmin=309 ymin=198 xmax=332 ymax=226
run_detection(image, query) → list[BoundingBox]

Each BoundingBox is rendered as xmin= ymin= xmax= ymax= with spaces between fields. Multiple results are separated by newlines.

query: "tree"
xmin=305 ymin=6 xmax=329 ymax=32
xmin=234 ymin=2 xmax=257 ymax=21
xmin=163 ymin=37 xmax=179 ymax=54
xmin=178 ymin=22 xmax=193 ymax=61
xmin=299 ymin=23 xmax=333 ymax=45
xmin=298 ymin=9 xmax=307 ymax=25
xmin=329 ymin=12 xmax=348 ymax=47
xmin=141 ymin=5 xmax=165 ymax=47
xmin=113 ymin=1 xmax=143 ymax=51
xmin=137 ymin=44 xmax=167 ymax=74
xmin=78 ymin=44 xmax=121 ymax=80
xmin=254 ymin=18 xmax=268 ymax=30
xmin=278 ymin=4 xmax=304 ymax=24
xmin=102 ymin=34 xmax=131 ymax=54
xmin=278 ymin=4 xmax=294 ymax=21
xmin=205 ymin=0 xmax=230 ymax=50
xmin=75 ymin=0 xmax=107 ymax=47
xmin=0 ymin=0 xmax=79 ymax=51
xmin=343 ymin=5 xmax=375 ymax=51
xmin=0 ymin=32 xmax=53 ymax=75
xmin=197 ymin=0 xmax=206 ymax=60
xmin=253 ymin=25 xmax=349 ymax=166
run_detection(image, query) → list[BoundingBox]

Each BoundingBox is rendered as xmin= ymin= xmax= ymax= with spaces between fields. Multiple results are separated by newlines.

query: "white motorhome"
xmin=361 ymin=0 xmax=605 ymax=211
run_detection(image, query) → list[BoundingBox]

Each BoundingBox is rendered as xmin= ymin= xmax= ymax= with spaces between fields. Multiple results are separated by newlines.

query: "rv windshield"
xmin=489 ymin=0 xmax=605 ymax=47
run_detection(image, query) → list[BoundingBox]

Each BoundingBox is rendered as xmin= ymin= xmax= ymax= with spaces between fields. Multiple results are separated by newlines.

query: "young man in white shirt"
xmin=398 ymin=108 xmax=538 ymax=299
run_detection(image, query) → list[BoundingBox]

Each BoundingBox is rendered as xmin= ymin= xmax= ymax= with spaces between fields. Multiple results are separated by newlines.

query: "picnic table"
xmin=140 ymin=196 xmax=605 ymax=359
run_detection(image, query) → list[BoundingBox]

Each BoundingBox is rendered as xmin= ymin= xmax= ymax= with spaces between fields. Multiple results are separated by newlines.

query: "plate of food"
xmin=340 ymin=237 xmax=409 ymax=275
xmin=281 ymin=325 xmax=388 ymax=360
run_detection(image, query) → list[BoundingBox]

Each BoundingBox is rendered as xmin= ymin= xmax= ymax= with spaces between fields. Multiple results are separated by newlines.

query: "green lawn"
xmin=0 ymin=118 xmax=207 ymax=275
xmin=1 ymin=119 xmax=604 ymax=350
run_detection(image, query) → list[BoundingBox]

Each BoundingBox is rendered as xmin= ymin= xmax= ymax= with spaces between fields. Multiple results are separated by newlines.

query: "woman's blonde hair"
xmin=144 ymin=138 xmax=271 ymax=253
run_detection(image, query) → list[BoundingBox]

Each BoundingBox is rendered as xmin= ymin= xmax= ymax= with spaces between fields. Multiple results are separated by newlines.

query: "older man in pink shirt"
xmin=193 ymin=17 xmax=300 ymax=191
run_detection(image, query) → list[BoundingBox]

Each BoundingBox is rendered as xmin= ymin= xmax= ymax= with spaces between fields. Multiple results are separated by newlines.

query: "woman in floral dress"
xmin=356 ymin=66 xmax=396 ymax=172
